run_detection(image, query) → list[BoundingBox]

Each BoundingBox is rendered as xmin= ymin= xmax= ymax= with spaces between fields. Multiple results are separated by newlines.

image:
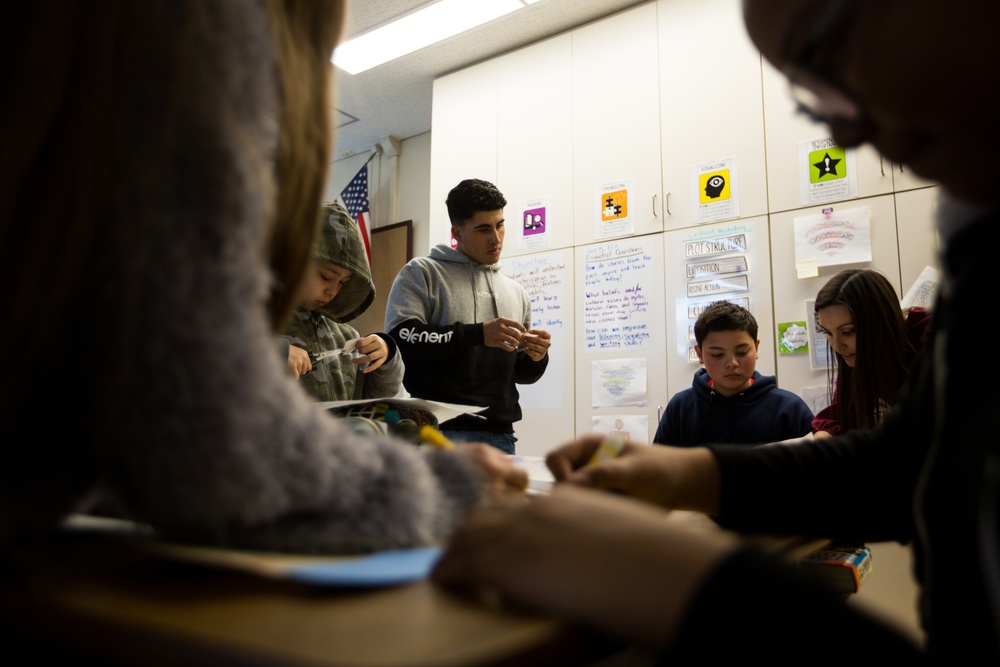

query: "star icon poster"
xmin=798 ymin=137 xmax=857 ymax=205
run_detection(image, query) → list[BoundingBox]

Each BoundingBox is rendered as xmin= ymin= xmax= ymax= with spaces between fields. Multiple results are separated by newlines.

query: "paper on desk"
xmin=64 ymin=515 xmax=442 ymax=588
xmin=509 ymin=455 xmax=555 ymax=494
xmin=317 ymin=397 xmax=488 ymax=424
xmin=151 ymin=542 xmax=443 ymax=587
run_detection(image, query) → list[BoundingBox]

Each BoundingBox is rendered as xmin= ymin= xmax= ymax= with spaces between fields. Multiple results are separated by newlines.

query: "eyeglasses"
xmin=781 ymin=0 xmax=867 ymax=139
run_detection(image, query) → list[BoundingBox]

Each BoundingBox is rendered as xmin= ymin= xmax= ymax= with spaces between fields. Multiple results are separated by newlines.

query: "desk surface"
xmin=0 ymin=516 xmax=829 ymax=667
xmin=0 ymin=530 xmax=624 ymax=667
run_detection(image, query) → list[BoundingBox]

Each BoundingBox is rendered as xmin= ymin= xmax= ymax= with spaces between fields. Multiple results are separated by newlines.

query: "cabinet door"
xmin=429 ymin=60 xmax=499 ymax=249
xmin=761 ymin=59 xmax=893 ymax=215
xmin=658 ymin=0 xmax=768 ymax=230
xmin=896 ymin=186 xmax=941 ymax=291
xmin=892 ymin=163 xmax=938 ymax=193
xmin=497 ymin=34 xmax=575 ymax=258
xmin=572 ymin=2 xmax=663 ymax=245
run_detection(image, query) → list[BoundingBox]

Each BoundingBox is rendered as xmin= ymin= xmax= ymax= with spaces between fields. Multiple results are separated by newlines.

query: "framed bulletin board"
xmin=351 ymin=220 xmax=412 ymax=336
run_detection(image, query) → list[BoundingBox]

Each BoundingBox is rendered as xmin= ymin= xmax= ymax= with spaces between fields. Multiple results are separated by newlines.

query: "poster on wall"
xmin=800 ymin=384 xmax=831 ymax=415
xmin=793 ymin=206 xmax=872 ymax=270
xmin=591 ymin=358 xmax=647 ymax=407
xmin=679 ymin=225 xmax=754 ymax=361
xmin=591 ymin=414 xmax=649 ymax=442
xmin=798 ymin=137 xmax=858 ymax=205
xmin=582 ymin=240 xmax=656 ymax=352
xmin=777 ymin=320 xmax=809 ymax=355
xmin=594 ymin=178 xmax=635 ymax=240
xmin=900 ymin=265 xmax=940 ymax=310
xmin=516 ymin=196 xmax=552 ymax=252
xmin=691 ymin=155 xmax=740 ymax=224
xmin=504 ymin=251 xmax=569 ymax=410
xmin=804 ymin=298 xmax=830 ymax=370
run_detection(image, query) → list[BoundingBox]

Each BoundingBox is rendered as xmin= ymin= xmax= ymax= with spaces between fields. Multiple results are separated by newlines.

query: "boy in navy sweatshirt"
xmin=653 ymin=301 xmax=813 ymax=446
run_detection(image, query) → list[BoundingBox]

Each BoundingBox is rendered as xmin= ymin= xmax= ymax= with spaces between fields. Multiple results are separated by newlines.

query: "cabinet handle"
xmin=879 ymin=155 xmax=885 ymax=176
xmin=665 ymin=191 xmax=671 ymax=215
xmin=653 ymin=194 xmax=658 ymax=217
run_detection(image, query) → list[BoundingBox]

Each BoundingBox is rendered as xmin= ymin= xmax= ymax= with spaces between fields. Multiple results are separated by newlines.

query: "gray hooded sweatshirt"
xmin=384 ymin=244 xmax=548 ymax=433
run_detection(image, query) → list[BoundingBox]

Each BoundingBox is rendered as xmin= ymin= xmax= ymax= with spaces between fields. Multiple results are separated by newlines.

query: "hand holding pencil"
xmin=544 ymin=434 xmax=721 ymax=513
xmin=420 ymin=425 xmax=529 ymax=495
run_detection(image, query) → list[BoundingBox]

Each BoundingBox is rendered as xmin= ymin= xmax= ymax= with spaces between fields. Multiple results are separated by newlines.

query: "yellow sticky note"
xmin=796 ymin=259 xmax=819 ymax=279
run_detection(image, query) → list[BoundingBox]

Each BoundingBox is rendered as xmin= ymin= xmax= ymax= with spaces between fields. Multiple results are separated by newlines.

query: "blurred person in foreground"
xmin=1 ymin=0 xmax=526 ymax=558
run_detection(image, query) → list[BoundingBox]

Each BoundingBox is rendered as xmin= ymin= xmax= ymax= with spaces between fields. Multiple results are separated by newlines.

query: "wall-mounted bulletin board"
xmin=351 ymin=221 xmax=412 ymax=337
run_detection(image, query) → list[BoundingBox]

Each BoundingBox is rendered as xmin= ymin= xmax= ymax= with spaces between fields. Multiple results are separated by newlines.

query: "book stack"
xmin=799 ymin=544 xmax=873 ymax=595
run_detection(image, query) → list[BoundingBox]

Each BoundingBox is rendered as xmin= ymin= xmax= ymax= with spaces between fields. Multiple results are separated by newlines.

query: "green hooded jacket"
xmin=283 ymin=202 xmax=403 ymax=402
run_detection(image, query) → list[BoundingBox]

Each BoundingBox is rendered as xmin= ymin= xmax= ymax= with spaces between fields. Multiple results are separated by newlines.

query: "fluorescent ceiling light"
xmin=333 ymin=0 xmax=530 ymax=75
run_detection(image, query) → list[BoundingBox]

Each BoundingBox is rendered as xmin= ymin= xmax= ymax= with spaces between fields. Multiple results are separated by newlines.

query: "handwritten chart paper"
xmin=505 ymin=251 xmax=569 ymax=410
xmin=583 ymin=241 xmax=656 ymax=352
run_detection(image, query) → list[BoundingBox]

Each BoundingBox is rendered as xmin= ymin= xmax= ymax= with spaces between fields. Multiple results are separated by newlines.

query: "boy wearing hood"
xmin=283 ymin=202 xmax=404 ymax=402
xmin=384 ymin=179 xmax=551 ymax=454
xmin=653 ymin=300 xmax=813 ymax=446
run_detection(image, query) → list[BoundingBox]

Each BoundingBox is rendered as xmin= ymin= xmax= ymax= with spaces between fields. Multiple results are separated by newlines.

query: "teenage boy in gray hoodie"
xmin=385 ymin=179 xmax=552 ymax=454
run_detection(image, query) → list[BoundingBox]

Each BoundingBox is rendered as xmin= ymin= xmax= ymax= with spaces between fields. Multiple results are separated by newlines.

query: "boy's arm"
xmin=385 ymin=263 xmax=485 ymax=360
xmin=360 ymin=332 xmax=405 ymax=398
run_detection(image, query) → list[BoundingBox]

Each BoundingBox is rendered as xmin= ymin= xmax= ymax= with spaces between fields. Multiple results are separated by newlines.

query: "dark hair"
xmin=445 ymin=179 xmax=507 ymax=226
xmin=694 ymin=301 xmax=758 ymax=346
xmin=814 ymin=269 xmax=915 ymax=432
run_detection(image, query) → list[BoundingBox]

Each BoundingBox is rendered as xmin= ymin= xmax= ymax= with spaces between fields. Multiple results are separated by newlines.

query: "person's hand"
xmin=432 ymin=484 xmax=741 ymax=651
xmin=287 ymin=345 xmax=312 ymax=378
xmin=483 ymin=317 xmax=526 ymax=352
xmin=813 ymin=430 xmax=833 ymax=440
xmin=519 ymin=328 xmax=551 ymax=362
xmin=453 ymin=442 xmax=529 ymax=497
xmin=353 ymin=334 xmax=390 ymax=373
xmin=544 ymin=434 xmax=721 ymax=514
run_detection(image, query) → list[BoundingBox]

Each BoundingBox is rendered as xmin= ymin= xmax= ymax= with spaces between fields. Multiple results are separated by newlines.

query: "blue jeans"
xmin=441 ymin=430 xmax=517 ymax=455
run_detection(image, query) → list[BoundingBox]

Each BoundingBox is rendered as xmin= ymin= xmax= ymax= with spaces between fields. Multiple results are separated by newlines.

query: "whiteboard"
xmin=574 ymin=235 xmax=668 ymax=444
xmin=503 ymin=248 xmax=576 ymax=457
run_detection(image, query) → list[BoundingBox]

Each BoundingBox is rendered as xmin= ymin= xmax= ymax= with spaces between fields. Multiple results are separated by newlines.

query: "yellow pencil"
xmin=419 ymin=425 xmax=456 ymax=450
xmin=586 ymin=435 xmax=625 ymax=467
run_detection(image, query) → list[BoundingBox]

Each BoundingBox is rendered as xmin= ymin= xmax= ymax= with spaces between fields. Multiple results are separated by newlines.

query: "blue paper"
xmin=284 ymin=547 xmax=443 ymax=587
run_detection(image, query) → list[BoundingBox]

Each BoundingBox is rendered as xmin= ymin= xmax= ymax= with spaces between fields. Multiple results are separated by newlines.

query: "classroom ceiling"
xmin=332 ymin=0 xmax=651 ymax=160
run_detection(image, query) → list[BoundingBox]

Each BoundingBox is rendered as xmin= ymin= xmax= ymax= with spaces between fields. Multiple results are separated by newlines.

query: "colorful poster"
xmin=595 ymin=178 xmax=634 ymax=240
xmin=591 ymin=414 xmax=649 ymax=443
xmin=516 ymin=196 xmax=552 ymax=252
xmin=692 ymin=155 xmax=740 ymax=223
xmin=793 ymin=206 xmax=872 ymax=268
xmin=778 ymin=321 xmax=809 ymax=355
xmin=591 ymin=358 xmax=647 ymax=407
xmin=798 ymin=137 xmax=858 ymax=205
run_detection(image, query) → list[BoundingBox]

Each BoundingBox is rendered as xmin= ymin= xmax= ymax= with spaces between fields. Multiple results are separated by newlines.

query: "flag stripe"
xmin=338 ymin=164 xmax=372 ymax=265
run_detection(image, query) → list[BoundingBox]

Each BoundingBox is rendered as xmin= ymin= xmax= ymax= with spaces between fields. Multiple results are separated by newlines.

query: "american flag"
xmin=337 ymin=164 xmax=371 ymax=265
